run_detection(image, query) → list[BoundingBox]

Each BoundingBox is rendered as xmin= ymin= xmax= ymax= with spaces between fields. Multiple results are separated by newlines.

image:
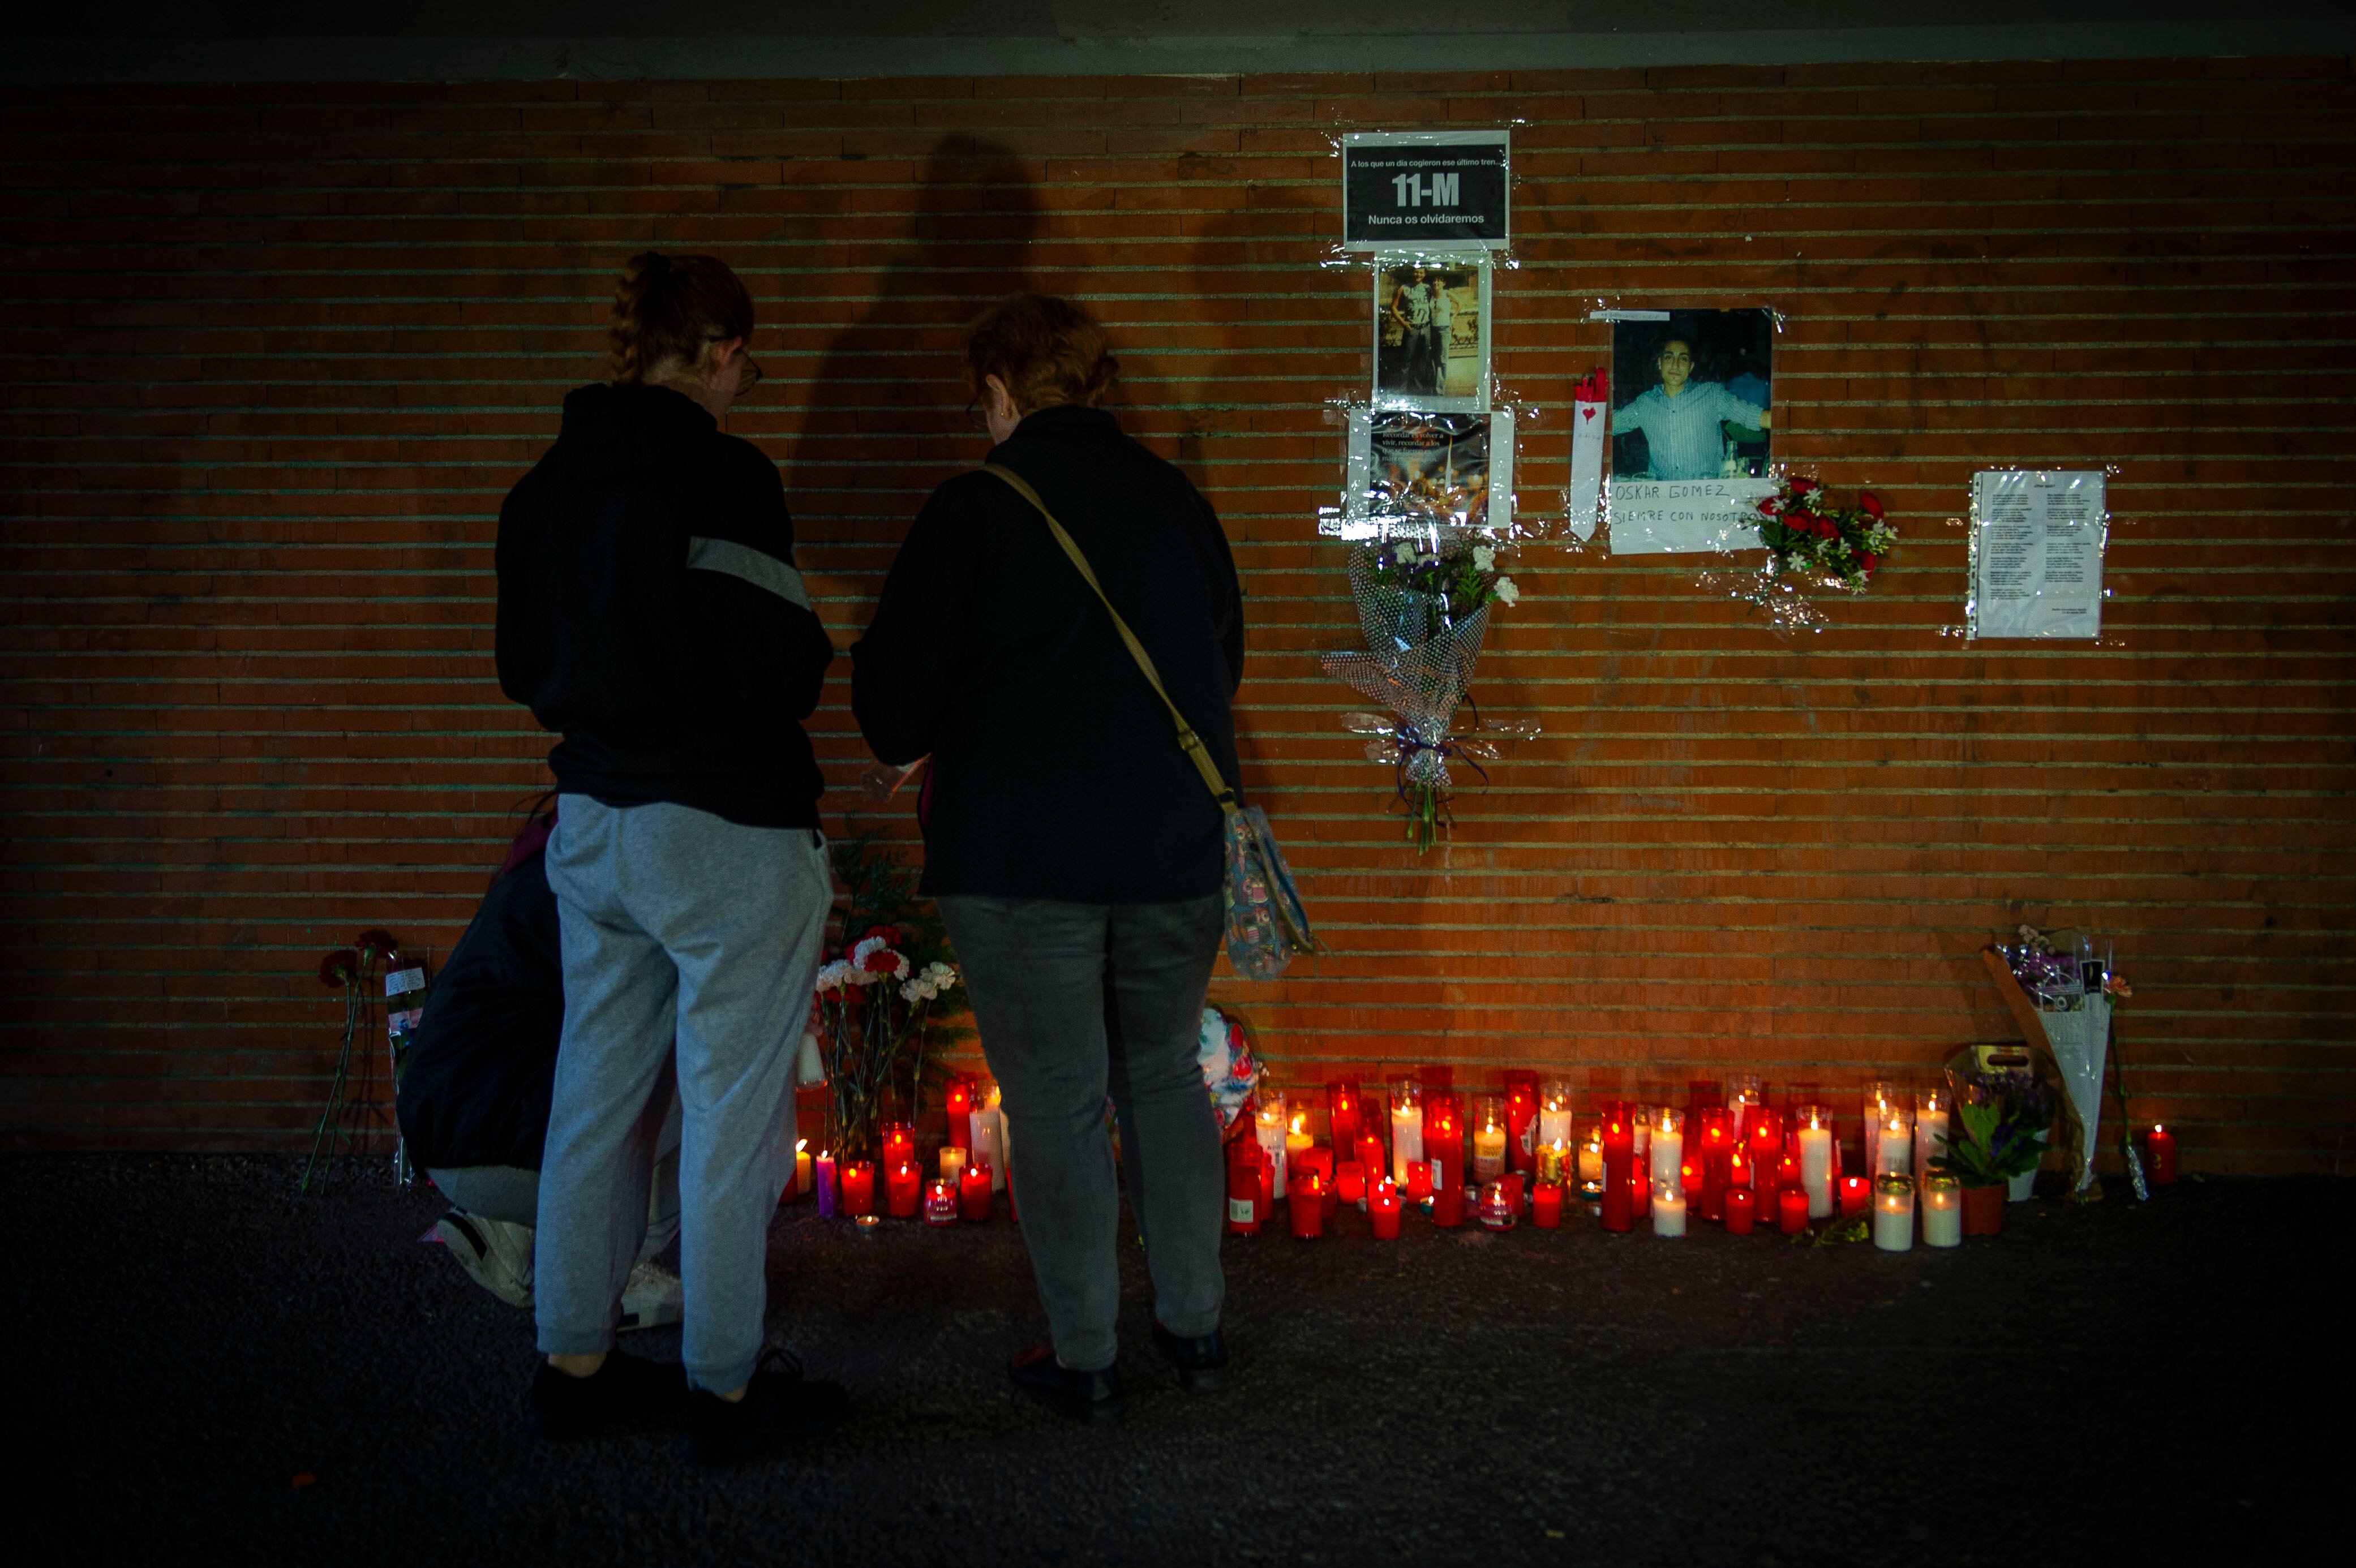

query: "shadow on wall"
xmin=784 ymin=135 xmax=1042 ymax=531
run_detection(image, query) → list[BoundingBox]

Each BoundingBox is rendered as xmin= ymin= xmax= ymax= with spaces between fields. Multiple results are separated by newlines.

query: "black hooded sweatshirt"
xmin=496 ymin=383 xmax=834 ymax=828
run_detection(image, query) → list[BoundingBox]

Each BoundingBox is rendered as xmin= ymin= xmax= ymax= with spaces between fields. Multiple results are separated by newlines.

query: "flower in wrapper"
xmin=354 ymin=929 xmax=398 ymax=963
xmin=1323 ymin=540 xmax=1538 ymax=853
xmin=319 ymin=949 xmax=359 ymax=989
xmin=1749 ymin=473 xmax=1897 ymax=596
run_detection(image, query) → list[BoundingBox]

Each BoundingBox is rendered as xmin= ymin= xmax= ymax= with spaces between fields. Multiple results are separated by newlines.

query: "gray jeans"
xmin=536 ymin=797 xmax=831 ymax=1393
xmin=429 ymin=1090 xmax=685 ymax=1262
xmin=938 ymin=893 xmax=1225 ymax=1372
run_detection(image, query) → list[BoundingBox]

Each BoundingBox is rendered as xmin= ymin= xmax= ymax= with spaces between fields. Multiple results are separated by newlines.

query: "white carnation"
xmin=1493 ymin=575 xmax=1520 ymax=607
xmin=1471 ymin=544 xmax=1495 ymax=572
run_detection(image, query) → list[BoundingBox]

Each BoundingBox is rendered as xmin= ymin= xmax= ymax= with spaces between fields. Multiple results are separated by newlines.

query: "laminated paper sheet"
xmin=1969 ymin=470 xmax=2107 ymax=639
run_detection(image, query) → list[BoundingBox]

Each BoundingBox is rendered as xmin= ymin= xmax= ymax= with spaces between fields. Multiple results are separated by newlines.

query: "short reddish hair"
xmin=962 ymin=293 xmax=1117 ymax=414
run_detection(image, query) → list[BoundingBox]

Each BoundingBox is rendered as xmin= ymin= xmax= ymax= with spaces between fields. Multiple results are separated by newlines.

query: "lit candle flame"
xmin=795 ymin=1137 xmax=807 ymax=1153
xmin=1291 ymin=1114 xmax=1306 ymax=1136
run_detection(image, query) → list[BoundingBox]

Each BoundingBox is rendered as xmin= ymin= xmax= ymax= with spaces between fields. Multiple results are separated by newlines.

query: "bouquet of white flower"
xmin=1320 ymin=538 xmax=1536 ymax=852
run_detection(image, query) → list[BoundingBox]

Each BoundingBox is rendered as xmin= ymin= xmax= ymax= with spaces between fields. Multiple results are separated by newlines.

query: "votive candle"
xmin=1284 ymin=1114 xmax=1315 ymax=1203
xmin=1389 ymin=1079 xmax=1424 ymax=1185
xmin=1370 ymin=1176 xmax=1403 ymax=1239
xmin=1839 ymin=1173 xmax=1869 ymax=1217
xmin=1504 ymin=1071 xmax=1539 ymax=1173
xmin=1649 ymin=1106 xmax=1684 ymax=1189
xmin=923 ymin=1178 xmax=958 ymax=1226
xmin=1653 ymin=1179 xmax=1687 ymax=1238
xmin=1921 ymin=1172 xmax=1962 ymax=1247
xmin=1227 ymin=1143 xmax=1263 ymax=1236
xmin=1796 ymin=1105 xmax=1834 ymax=1218
xmin=885 ymin=1158 xmax=921 ymax=1218
xmin=1873 ymin=1174 xmax=1915 ymax=1251
xmin=1404 ymin=1159 xmax=1434 ymax=1205
xmin=1537 ymin=1079 xmax=1575 ymax=1164
xmin=1327 ymin=1080 xmax=1362 ymax=1151
xmin=1724 ymin=1185 xmax=1756 ymax=1234
xmin=1473 ymin=1097 xmax=1509 ymax=1183
xmin=1336 ymin=1158 xmax=1366 ymax=1206
xmin=840 ymin=1160 xmax=875 ymax=1217
xmin=2147 ymin=1123 xmax=2178 ymax=1185
xmin=1777 ymin=1187 xmax=1809 ymax=1234
xmin=1913 ymin=1089 xmax=1950 ymax=1180
xmin=1288 ymin=1171 xmax=1326 ymax=1239
xmin=1875 ymin=1112 xmax=1912 ymax=1179
xmin=1256 ymin=1095 xmax=1291 ymax=1198
xmin=1533 ymin=1182 xmax=1564 ymax=1228
xmin=942 ymin=1076 xmax=973 ymax=1155
xmin=958 ymin=1161 xmax=993 ymax=1222
xmin=789 ymin=1137 xmax=810 ymax=1202
xmin=938 ymin=1145 xmax=967 ymax=1185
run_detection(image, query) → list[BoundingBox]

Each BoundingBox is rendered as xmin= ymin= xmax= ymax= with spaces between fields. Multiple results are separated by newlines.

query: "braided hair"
xmin=608 ymin=250 xmax=754 ymax=386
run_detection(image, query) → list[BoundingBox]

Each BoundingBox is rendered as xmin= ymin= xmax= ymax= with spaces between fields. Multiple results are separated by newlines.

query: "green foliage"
xmin=1932 ymin=1097 xmax=2045 ymax=1188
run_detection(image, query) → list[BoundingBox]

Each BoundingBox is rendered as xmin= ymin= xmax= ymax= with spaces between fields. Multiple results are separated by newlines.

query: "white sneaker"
xmin=434 ymin=1208 xmax=534 ymax=1308
xmin=618 ymin=1262 xmax=684 ymax=1332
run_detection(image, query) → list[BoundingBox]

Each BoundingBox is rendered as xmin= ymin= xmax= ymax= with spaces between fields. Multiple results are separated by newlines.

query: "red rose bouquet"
xmin=1755 ymin=475 xmax=1896 ymax=592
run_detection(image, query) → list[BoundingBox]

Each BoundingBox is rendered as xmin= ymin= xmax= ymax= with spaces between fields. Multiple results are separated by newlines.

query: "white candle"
xmin=1285 ymin=1114 xmax=1314 ymax=1193
xmin=1538 ymin=1105 xmax=1573 ymax=1155
xmin=1797 ymin=1118 xmax=1834 ymax=1218
xmin=1256 ymin=1097 xmax=1289 ymax=1198
xmin=1632 ymin=1116 xmax=1651 ymax=1163
xmin=1578 ymin=1135 xmax=1605 ymax=1189
xmin=1921 ymin=1181 xmax=1962 ymax=1248
xmin=938 ymin=1145 xmax=967 ymax=1185
xmin=1473 ymin=1119 xmax=1508 ymax=1183
xmin=1648 ymin=1110 xmax=1683 ymax=1188
xmin=1913 ymin=1093 xmax=1950 ymax=1179
xmin=1872 ymin=1180 xmax=1915 ymax=1251
xmin=1389 ymin=1099 xmax=1423 ymax=1185
xmin=1652 ymin=1180 xmax=1687 ymax=1238
xmin=969 ymin=1095 xmax=1006 ymax=1193
xmin=1874 ymin=1115 xmax=1912 ymax=1179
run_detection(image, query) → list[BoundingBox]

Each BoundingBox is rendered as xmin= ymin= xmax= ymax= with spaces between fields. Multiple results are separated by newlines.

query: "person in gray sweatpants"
xmin=535 ymin=798 xmax=830 ymax=1397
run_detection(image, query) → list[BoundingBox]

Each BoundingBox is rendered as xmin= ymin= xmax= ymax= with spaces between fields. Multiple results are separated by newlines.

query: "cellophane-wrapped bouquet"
xmin=1321 ymin=536 xmax=1535 ymax=852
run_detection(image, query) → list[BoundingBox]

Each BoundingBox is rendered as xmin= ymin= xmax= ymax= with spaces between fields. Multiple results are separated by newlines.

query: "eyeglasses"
xmin=965 ymin=397 xmax=988 ymax=432
xmin=706 ymin=335 xmax=762 ymax=396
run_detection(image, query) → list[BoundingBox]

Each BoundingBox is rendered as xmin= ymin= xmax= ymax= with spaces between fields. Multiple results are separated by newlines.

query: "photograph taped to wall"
xmin=1374 ymin=257 xmax=1490 ymax=411
xmin=1968 ymin=470 xmax=2108 ymax=639
xmin=1329 ymin=407 xmax=1515 ymax=539
xmin=1606 ymin=307 xmax=1776 ymax=553
xmin=1341 ymin=130 xmax=1510 ymax=250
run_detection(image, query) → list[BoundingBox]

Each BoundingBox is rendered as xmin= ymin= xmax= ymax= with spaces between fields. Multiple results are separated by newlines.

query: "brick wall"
xmin=4 ymin=57 xmax=2351 ymax=1169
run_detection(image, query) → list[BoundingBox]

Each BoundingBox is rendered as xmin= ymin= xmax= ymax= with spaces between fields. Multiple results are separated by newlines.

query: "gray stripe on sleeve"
xmin=686 ymin=535 xmax=810 ymax=611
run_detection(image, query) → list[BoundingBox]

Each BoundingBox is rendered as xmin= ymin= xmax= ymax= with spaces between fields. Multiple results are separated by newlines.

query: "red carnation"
xmin=868 ymin=925 xmax=902 ymax=948
xmin=1860 ymin=552 xmax=1879 ymax=575
xmin=319 ymin=949 xmax=359 ymax=989
xmin=354 ymin=928 xmax=398 ymax=961
xmin=1859 ymin=492 xmax=1885 ymax=521
xmin=1788 ymin=476 xmax=1818 ymax=496
xmin=1758 ymin=497 xmax=1781 ymax=517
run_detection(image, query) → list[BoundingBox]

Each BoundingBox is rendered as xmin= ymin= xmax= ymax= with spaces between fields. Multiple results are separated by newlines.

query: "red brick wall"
xmin=5 ymin=57 xmax=2352 ymax=1170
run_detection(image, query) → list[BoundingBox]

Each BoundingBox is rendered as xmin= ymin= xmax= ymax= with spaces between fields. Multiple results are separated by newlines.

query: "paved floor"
xmin=10 ymin=1155 xmax=2332 ymax=1566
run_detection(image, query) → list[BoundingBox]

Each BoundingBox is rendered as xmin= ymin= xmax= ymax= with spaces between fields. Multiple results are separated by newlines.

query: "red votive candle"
xmin=1228 ymin=1144 xmax=1263 ymax=1235
xmin=881 ymin=1121 xmax=916 ymax=1171
xmin=1256 ymin=1155 xmax=1274 ymax=1223
xmin=1504 ymin=1070 xmax=1539 ymax=1174
xmin=1602 ymin=1111 xmax=1636 ymax=1226
xmin=1724 ymin=1185 xmax=1756 ymax=1234
xmin=923 ymin=1178 xmax=957 ymax=1226
xmin=1336 ymin=1159 xmax=1366 ymax=1206
xmin=1404 ymin=1159 xmax=1434 ymax=1205
xmin=840 ymin=1160 xmax=875 ymax=1217
xmin=1299 ymin=1147 xmax=1337 ymax=1218
xmin=1289 ymin=1172 xmax=1326 ymax=1239
xmin=1354 ymin=1132 xmax=1385 ymax=1201
xmin=1431 ymin=1178 xmax=1465 ymax=1228
xmin=2146 ymin=1123 xmax=2178 ymax=1185
xmin=1839 ymin=1174 xmax=1869 ymax=1217
xmin=1370 ymin=1177 xmax=1402 ymax=1239
xmin=1533 ymin=1183 xmax=1565 ymax=1229
xmin=1327 ymin=1080 xmax=1362 ymax=1152
xmin=958 ymin=1161 xmax=992 ymax=1222
xmin=942 ymin=1078 xmax=973 ymax=1155
xmin=886 ymin=1159 xmax=921 ymax=1218
xmin=1778 ymin=1187 xmax=1809 ymax=1234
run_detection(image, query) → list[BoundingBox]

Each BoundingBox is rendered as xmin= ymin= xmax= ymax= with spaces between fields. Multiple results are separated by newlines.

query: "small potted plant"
xmin=1932 ymin=1073 xmax=2053 ymax=1236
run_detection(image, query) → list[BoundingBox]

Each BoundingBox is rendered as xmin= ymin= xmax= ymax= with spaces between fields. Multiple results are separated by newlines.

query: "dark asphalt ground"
xmin=8 ymin=1155 xmax=2335 ymax=1566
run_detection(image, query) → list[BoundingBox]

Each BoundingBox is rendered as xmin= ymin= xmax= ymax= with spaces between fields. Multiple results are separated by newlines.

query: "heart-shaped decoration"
xmin=1581 ymin=406 xmax=1598 ymax=422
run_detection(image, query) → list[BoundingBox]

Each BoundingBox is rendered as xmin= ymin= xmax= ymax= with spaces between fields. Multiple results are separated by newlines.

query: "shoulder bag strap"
xmin=979 ymin=462 xmax=1238 ymax=814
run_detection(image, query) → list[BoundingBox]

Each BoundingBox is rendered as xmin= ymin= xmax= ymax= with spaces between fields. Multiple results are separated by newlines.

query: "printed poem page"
xmin=1972 ymin=471 xmax=2105 ymax=638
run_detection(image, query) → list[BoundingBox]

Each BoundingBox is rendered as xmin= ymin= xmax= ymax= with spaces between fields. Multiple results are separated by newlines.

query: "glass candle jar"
xmin=1652 ymin=1178 xmax=1688 ymax=1237
xmin=1794 ymin=1103 xmax=1835 ymax=1217
xmin=1921 ymin=1171 xmax=1962 ymax=1247
xmin=1873 ymin=1173 xmax=1916 ymax=1251
xmin=1648 ymin=1106 xmax=1684 ymax=1187
xmin=1388 ymin=1079 xmax=1423 ymax=1184
xmin=1723 ymin=1074 xmax=1763 ymax=1141
xmin=1478 ymin=1179 xmax=1516 ymax=1230
xmin=1473 ymin=1096 xmax=1509 ymax=1183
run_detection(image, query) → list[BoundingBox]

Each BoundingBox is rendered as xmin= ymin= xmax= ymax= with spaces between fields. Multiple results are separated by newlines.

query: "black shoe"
xmin=681 ymin=1349 xmax=850 ymax=1467
xmin=530 ymin=1350 xmax=686 ymax=1440
xmin=1010 ymin=1346 xmax=1124 ymax=1425
xmin=1151 ymin=1321 xmax=1228 ymax=1394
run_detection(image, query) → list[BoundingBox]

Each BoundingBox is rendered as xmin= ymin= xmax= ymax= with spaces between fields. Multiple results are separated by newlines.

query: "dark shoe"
xmin=1010 ymin=1346 xmax=1124 ymax=1425
xmin=530 ymin=1350 xmax=686 ymax=1440
xmin=1152 ymin=1321 xmax=1228 ymax=1393
xmin=681 ymin=1349 xmax=850 ymax=1467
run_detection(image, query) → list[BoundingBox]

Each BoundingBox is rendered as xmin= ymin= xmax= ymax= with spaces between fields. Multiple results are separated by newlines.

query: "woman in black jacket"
xmin=853 ymin=294 xmax=1243 ymax=1423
